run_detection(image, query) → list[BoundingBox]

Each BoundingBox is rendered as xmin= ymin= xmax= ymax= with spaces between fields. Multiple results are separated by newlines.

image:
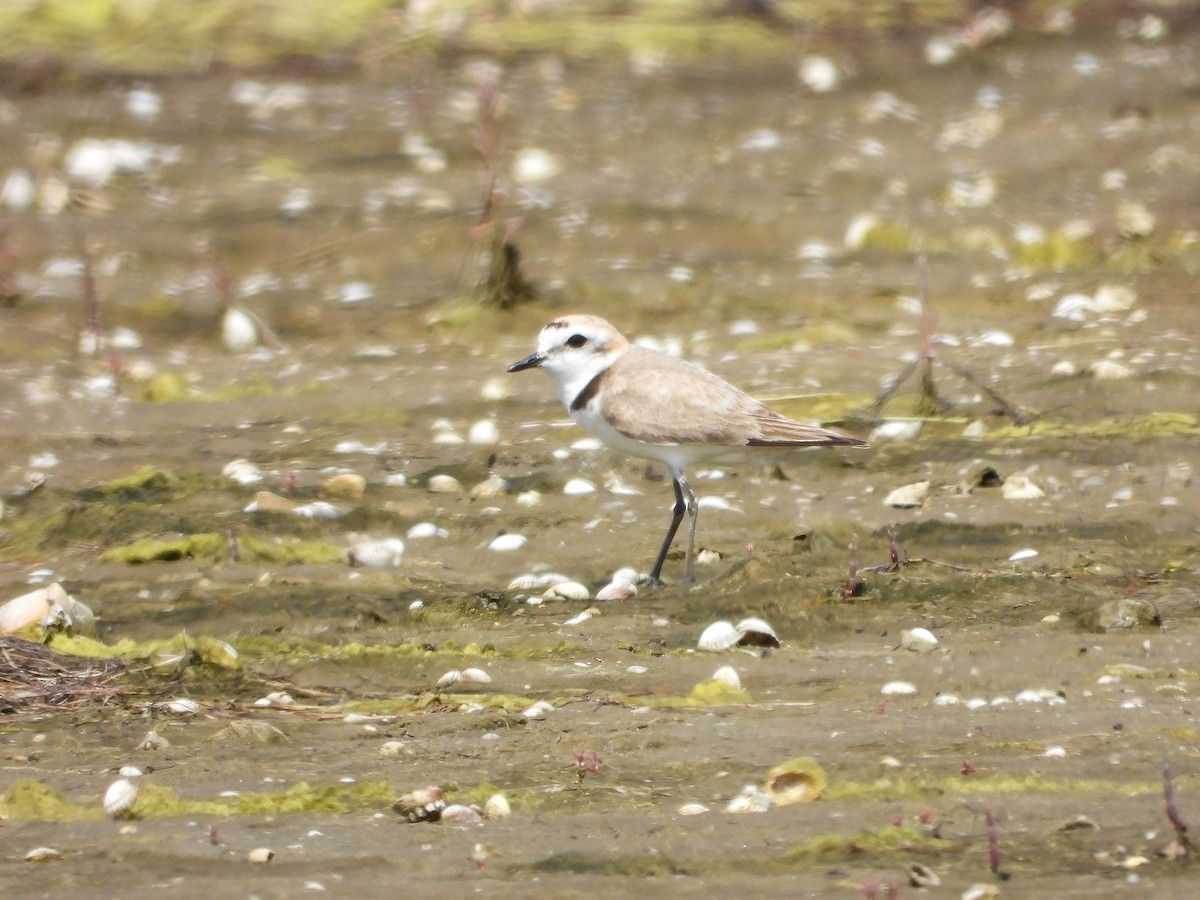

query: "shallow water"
xmin=1 ymin=24 xmax=1199 ymax=899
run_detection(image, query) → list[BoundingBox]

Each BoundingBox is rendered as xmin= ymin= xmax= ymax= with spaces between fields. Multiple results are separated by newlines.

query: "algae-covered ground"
xmin=1 ymin=4 xmax=1200 ymax=898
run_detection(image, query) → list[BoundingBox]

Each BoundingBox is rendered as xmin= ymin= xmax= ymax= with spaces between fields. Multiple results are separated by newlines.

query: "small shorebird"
xmin=508 ymin=314 xmax=867 ymax=585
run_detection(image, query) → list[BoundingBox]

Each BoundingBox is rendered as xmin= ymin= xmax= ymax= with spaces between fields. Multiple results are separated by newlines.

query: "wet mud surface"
xmin=2 ymin=20 xmax=1200 ymax=900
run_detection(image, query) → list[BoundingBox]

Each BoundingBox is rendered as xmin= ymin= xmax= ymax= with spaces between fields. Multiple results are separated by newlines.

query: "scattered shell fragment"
xmin=1009 ymin=548 xmax=1039 ymax=562
xmin=104 ymin=778 xmax=140 ymax=819
xmin=884 ymin=481 xmax=930 ymax=509
xmin=1088 ymin=359 xmax=1132 ymax=380
xmin=468 ymin=420 xmax=500 ymax=445
xmin=711 ymin=666 xmax=741 ymax=690
xmin=1002 ymin=475 xmax=1045 ymax=500
xmin=222 ymin=307 xmax=260 ymax=352
xmin=484 ymin=793 xmax=511 ymax=819
xmin=522 ymin=700 xmax=555 ymax=719
xmin=427 ymin=474 xmax=463 ymax=493
xmin=347 ymin=537 xmax=405 ymax=568
xmin=765 ymin=757 xmax=826 ymax=805
xmin=436 ymin=670 xmax=464 ymax=687
xmin=563 ymin=478 xmax=596 ymax=495
xmin=441 ymin=803 xmax=484 ymax=826
xmin=460 ymin=667 xmax=492 ymax=684
xmin=725 ymin=784 xmax=773 ymax=814
xmin=407 ymin=522 xmax=449 ymax=539
xmin=678 ymin=803 xmax=711 ymax=816
xmin=595 ymin=580 xmax=637 ymax=601
xmin=735 ymin=618 xmax=780 ymax=648
xmin=908 ymin=862 xmax=941 ymax=888
xmin=881 ymin=681 xmax=918 ymax=696
xmin=871 ymin=420 xmax=923 ymax=441
xmin=247 ymin=848 xmax=275 ymax=864
xmin=222 ymin=458 xmax=263 ymax=485
xmin=544 ymin=580 xmax=589 ymax=601
xmin=0 ymin=583 xmax=95 ymax=636
xmin=899 ymin=627 xmax=938 ymax=653
xmin=562 ymin=610 xmax=593 ymax=626
xmin=470 ymin=474 xmax=509 ymax=498
xmin=488 ymin=533 xmax=528 ymax=552
xmin=139 ymin=730 xmax=170 ymax=750
xmin=697 ymin=620 xmax=741 ymax=652
xmin=165 ymin=698 xmax=202 ymax=716
xmin=24 ymin=846 xmax=63 ymax=862
xmin=394 ymin=786 xmax=446 ymax=822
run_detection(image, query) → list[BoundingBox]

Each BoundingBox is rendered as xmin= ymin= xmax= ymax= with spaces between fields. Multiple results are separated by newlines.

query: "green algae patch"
xmin=140 ymin=371 xmax=192 ymax=402
xmin=781 ymin=825 xmax=954 ymax=863
xmin=825 ymin=773 xmax=1159 ymax=802
xmin=47 ymin=632 xmax=240 ymax=671
xmin=686 ymin=678 xmax=753 ymax=706
xmin=0 ymin=780 xmax=97 ymax=822
xmin=984 ymin=412 xmax=1200 ymax=440
xmin=100 ymin=532 xmax=344 ymax=565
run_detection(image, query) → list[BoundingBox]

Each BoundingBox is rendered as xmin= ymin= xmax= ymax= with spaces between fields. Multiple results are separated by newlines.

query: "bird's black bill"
xmin=507 ymin=352 xmax=545 ymax=373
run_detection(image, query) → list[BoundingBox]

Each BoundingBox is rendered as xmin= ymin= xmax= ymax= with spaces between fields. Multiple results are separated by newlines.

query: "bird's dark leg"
xmin=648 ymin=475 xmax=688 ymax=586
xmin=678 ymin=473 xmax=699 ymax=583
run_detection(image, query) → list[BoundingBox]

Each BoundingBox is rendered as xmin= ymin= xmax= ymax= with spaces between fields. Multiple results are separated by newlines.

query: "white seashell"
xmin=488 ymin=533 xmax=527 ymax=552
xmin=104 ymin=778 xmax=139 ymax=819
xmin=884 ymin=480 xmax=930 ymax=509
xmin=933 ymin=694 xmax=959 ymax=706
xmin=468 ymin=420 xmax=500 ymax=445
xmin=379 ymin=740 xmax=409 ymax=758
xmin=0 ymin=583 xmax=94 ymax=636
xmin=470 ymin=474 xmax=509 ymax=498
xmin=441 ymin=803 xmax=484 ymax=826
xmin=677 ymin=803 xmax=710 ymax=816
xmin=1093 ymin=284 xmax=1136 ymax=313
xmin=125 ymin=87 xmax=162 ymax=120
xmin=222 ymin=458 xmax=262 ymax=485
xmin=543 ymin=580 xmax=588 ymax=601
xmin=139 ymin=730 xmax=170 ymax=750
xmin=347 ymin=537 xmax=405 ymax=568
xmin=735 ymin=617 xmax=780 ymax=647
xmin=1009 ymin=548 xmax=1039 ymax=562
xmin=697 ymin=620 xmax=741 ymax=652
xmin=562 ymin=611 xmax=593 ymax=626
xmin=459 ymin=667 xmax=492 ymax=684
xmin=924 ymin=36 xmax=958 ymax=65
xmin=118 ymin=765 xmax=144 ymax=778
xmin=436 ymin=670 xmax=463 ymax=687
xmin=870 ymin=420 xmax=923 ymax=441
xmin=24 ymin=846 xmax=63 ymax=862
xmin=516 ymin=490 xmax=541 ymax=507
xmin=406 ymin=522 xmax=448 ymax=539
xmin=427 ymin=474 xmax=463 ymax=493
xmin=247 ymin=847 xmax=275 ymax=864
xmin=1088 ymin=359 xmax=1132 ymax=380
xmin=253 ymin=691 xmax=294 ymax=707
xmin=899 ymin=627 xmax=938 ymax=652
xmin=595 ymin=581 xmax=637 ymax=601
xmin=339 ymin=281 xmax=373 ymax=304
xmin=166 ymin=698 xmax=202 ymax=715
xmin=2 ymin=169 xmax=36 ymax=209
xmin=571 ymin=438 xmax=604 ymax=451
xmin=512 ymin=147 xmax=560 ymax=183
xmin=1002 ymin=476 xmax=1045 ymax=500
xmin=1050 ymin=360 xmax=1077 ymax=377
xmin=1044 ymin=746 xmax=1067 ymax=758
xmin=222 ymin=307 xmax=260 ymax=352
xmin=1052 ymin=293 xmax=1097 ymax=321
xmin=711 ymin=666 xmax=741 ymax=690
xmin=522 ymin=700 xmax=554 ymax=719
xmin=799 ymin=56 xmax=838 ymax=92
xmin=966 ymin=698 xmax=988 ymax=710
xmin=695 ymin=548 xmax=722 ymax=566
xmin=563 ymin=478 xmax=596 ymax=495
xmin=697 ymin=496 xmax=740 ymax=512
xmin=881 ymin=681 xmax=918 ymax=696
xmin=725 ymin=784 xmax=773 ymax=814
xmin=480 ymin=377 xmax=510 ymax=400
xmin=626 ymin=665 xmax=648 ymax=674
xmin=293 ymin=501 xmax=342 ymax=519
xmin=971 ymin=330 xmax=1014 ymax=347
xmin=484 ymin=794 xmax=511 ymax=819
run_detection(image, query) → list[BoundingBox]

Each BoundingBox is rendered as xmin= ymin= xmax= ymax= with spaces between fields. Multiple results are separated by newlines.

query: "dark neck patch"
xmin=569 ymin=371 xmax=604 ymax=412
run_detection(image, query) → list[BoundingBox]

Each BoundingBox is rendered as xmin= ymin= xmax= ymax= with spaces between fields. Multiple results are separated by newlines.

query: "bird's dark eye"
xmin=566 ymin=334 xmax=588 ymax=349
